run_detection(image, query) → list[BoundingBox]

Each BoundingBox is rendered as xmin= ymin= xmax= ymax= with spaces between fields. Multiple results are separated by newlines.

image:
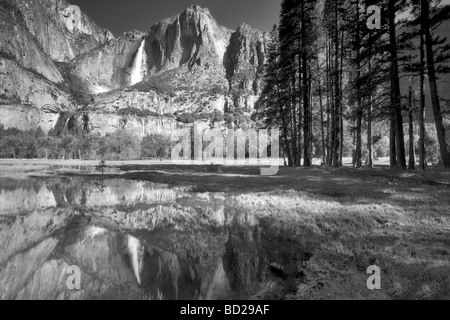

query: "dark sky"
xmin=69 ymin=0 xmax=282 ymax=36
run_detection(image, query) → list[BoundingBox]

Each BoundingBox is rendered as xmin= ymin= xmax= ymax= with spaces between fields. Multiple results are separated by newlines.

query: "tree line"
xmin=257 ymin=0 xmax=450 ymax=169
xmin=0 ymin=124 xmax=172 ymax=161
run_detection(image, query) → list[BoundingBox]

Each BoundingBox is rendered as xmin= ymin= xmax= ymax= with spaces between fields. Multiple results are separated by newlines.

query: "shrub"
xmin=118 ymin=108 xmax=160 ymax=118
xmin=177 ymin=113 xmax=196 ymax=124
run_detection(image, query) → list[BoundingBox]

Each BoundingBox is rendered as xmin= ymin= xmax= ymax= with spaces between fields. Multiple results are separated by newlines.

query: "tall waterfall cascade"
xmin=130 ymin=39 xmax=147 ymax=86
xmin=127 ymin=235 xmax=143 ymax=285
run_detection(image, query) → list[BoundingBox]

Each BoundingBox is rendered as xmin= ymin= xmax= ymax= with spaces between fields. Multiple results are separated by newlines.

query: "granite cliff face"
xmin=13 ymin=0 xmax=114 ymax=62
xmin=0 ymin=1 xmax=64 ymax=83
xmin=72 ymin=5 xmax=268 ymax=135
xmin=146 ymin=6 xmax=231 ymax=73
xmin=68 ymin=31 xmax=145 ymax=93
xmin=225 ymin=23 xmax=268 ymax=94
xmin=0 ymin=1 xmax=268 ymax=136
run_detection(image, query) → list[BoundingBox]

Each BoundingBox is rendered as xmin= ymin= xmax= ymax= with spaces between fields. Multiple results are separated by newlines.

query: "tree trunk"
xmin=289 ymin=78 xmax=298 ymax=166
xmin=329 ymin=35 xmax=336 ymax=166
xmin=390 ymin=115 xmax=397 ymax=167
xmin=326 ymin=34 xmax=333 ymax=165
xmin=355 ymin=0 xmax=362 ymax=168
xmin=388 ymin=0 xmax=406 ymax=170
xmin=294 ymin=72 xmax=302 ymax=167
xmin=278 ymin=98 xmax=293 ymax=166
xmin=332 ymin=0 xmax=340 ymax=167
xmin=367 ymin=32 xmax=373 ymax=168
xmin=418 ymin=24 xmax=426 ymax=170
xmin=408 ymin=86 xmax=415 ymax=170
xmin=339 ymin=29 xmax=344 ymax=167
xmin=421 ymin=0 xmax=450 ymax=168
xmin=301 ymin=1 xmax=311 ymax=167
xmin=303 ymin=61 xmax=311 ymax=166
xmin=356 ymin=110 xmax=362 ymax=168
xmin=318 ymin=66 xmax=326 ymax=164
xmin=367 ymin=99 xmax=373 ymax=167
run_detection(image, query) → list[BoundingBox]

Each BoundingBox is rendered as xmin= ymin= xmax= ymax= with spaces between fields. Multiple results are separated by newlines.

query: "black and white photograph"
xmin=0 ymin=0 xmax=449 ymax=304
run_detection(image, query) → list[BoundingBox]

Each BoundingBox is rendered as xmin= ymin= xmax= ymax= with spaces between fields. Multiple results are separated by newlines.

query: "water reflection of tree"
xmin=222 ymin=224 xmax=264 ymax=299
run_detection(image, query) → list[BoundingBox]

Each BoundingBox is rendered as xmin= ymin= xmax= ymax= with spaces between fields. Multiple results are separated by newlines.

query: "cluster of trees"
xmin=141 ymin=133 xmax=172 ymax=159
xmin=118 ymin=108 xmax=173 ymax=118
xmin=257 ymin=0 xmax=450 ymax=169
xmin=175 ymin=109 xmax=253 ymax=129
xmin=0 ymin=126 xmax=44 ymax=159
xmin=0 ymin=124 xmax=173 ymax=161
xmin=176 ymin=110 xmax=225 ymax=124
xmin=0 ymin=123 xmax=273 ymax=162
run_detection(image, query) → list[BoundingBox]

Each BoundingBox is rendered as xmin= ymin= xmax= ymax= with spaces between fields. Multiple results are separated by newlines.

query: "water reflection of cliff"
xmin=0 ymin=177 xmax=265 ymax=300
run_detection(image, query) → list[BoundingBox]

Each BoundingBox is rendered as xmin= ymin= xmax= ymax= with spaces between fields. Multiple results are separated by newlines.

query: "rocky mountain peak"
xmin=185 ymin=4 xmax=211 ymax=15
xmin=236 ymin=23 xmax=254 ymax=32
xmin=143 ymin=5 xmax=232 ymax=75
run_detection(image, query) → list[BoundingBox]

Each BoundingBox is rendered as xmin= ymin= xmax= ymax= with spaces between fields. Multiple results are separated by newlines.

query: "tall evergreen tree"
xmin=420 ymin=0 xmax=450 ymax=167
xmin=407 ymin=0 xmax=450 ymax=168
xmin=257 ymin=26 xmax=294 ymax=166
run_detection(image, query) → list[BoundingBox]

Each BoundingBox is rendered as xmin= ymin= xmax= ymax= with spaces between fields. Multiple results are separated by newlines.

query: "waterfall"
xmin=80 ymin=226 xmax=107 ymax=245
xmin=127 ymin=235 xmax=143 ymax=285
xmin=130 ymin=39 xmax=147 ymax=86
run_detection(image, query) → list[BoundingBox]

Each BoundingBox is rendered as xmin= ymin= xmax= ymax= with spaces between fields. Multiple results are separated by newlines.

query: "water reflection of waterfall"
xmin=130 ymin=39 xmax=147 ymax=86
xmin=0 ymin=176 xmax=269 ymax=300
xmin=80 ymin=226 xmax=107 ymax=244
xmin=127 ymin=235 xmax=143 ymax=285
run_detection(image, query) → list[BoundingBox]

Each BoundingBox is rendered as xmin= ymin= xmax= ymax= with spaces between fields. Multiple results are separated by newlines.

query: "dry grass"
xmin=120 ymin=164 xmax=450 ymax=300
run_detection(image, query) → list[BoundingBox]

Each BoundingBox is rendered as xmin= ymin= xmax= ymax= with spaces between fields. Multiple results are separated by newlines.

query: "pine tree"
xmin=257 ymin=26 xmax=294 ymax=165
xmin=420 ymin=0 xmax=450 ymax=167
xmin=301 ymin=0 xmax=319 ymax=166
xmin=279 ymin=0 xmax=301 ymax=166
xmin=388 ymin=0 xmax=408 ymax=169
xmin=324 ymin=0 xmax=344 ymax=167
xmin=407 ymin=0 xmax=450 ymax=169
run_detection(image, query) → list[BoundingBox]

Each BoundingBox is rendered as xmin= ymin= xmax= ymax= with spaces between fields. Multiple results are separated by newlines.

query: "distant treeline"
xmin=0 ymin=121 xmax=443 ymax=163
xmin=0 ymin=123 xmax=301 ymax=162
xmin=0 ymin=124 xmax=172 ymax=161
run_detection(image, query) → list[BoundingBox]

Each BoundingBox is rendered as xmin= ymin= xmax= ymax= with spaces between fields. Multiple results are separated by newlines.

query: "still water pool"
xmin=0 ymin=174 xmax=275 ymax=300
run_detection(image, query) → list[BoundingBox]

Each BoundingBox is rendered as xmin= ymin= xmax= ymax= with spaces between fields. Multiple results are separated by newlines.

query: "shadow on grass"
xmin=114 ymin=165 xmax=449 ymax=204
